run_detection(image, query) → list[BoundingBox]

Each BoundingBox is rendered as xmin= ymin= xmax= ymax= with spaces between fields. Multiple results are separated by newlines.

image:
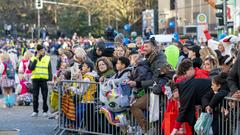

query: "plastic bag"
xmin=100 ymin=80 xmax=131 ymax=112
xmin=149 ymin=92 xmax=159 ymax=123
xmin=194 ymin=112 xmax=213 ymax=135
xmin=162 ymin=100 xmax=193 ymax=135
xmin=50 ymin=91 xmax=58 ymax=110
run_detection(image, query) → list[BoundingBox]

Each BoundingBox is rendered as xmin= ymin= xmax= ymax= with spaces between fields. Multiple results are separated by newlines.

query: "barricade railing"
xmin=219 ymin=97 xmax=240 ymax=135
xmin=54 ymin=80 xmax=167 ymax=135
xmin=53 ymin=80 xmax=240 ymax=135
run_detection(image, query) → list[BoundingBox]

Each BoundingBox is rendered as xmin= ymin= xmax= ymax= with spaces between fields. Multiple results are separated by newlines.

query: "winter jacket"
xmin=152 ymin=71 xmax=175 ymax=95
xmin=19 ymin=59 xmax=32 ymax=74
xmin=202 ymin=84 xmax=229 ymax=110
xmin=176 ymin=78 xmax=211 ymax=126
xmin=100 ymin=69 xmax=115 ymax=79
xmin=111 ymin=67 xmax=132 ymax=85
xmin=87 ymin=49 xmax=101 ymax=63
xmin=87 ymin=48 xmax=114 ymax=63
xmin=227 ymin=54 xmax=240 ymax=95
xmin=209 ymin=68 xmax=220 ymax=79
xmin=20 ymin=80 xmax=28 ymax=95
xmin=194 ymin=68 xmax=209 ymax=79
xmin=139 ymin=50 xmax=167 ymax=88
xmin=130 ymin=60 xmax=152 ymax=82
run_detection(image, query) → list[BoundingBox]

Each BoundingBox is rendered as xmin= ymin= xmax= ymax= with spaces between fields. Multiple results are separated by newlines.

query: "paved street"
xmin=0 ymin=55 xmax=58 ymax=135
xmin=0 ymin=105 xmax=57 ymax=135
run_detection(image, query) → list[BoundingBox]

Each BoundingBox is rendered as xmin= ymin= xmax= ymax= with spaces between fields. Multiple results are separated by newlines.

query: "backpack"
xmin=4 ymin=61 xmax=15 ymax=79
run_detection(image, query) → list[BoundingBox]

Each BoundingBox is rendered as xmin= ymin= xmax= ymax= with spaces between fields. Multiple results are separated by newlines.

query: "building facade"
xmin=158 ymin=0 xmax=240 ymax=35
xmin=158 ymin=0 xmax=217 ymax=34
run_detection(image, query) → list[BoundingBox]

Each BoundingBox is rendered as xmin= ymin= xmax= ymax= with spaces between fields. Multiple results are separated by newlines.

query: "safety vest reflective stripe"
xmin=35 ymin=66 xmax=48 ymax=69
xmin=32 ymin=73 xmax=48 ymax=75
xmin=31 ymin=55 xmax=50 ymax=79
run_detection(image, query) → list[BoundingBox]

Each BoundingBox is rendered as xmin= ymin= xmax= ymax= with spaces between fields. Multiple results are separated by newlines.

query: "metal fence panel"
xmin=53 ymin=80 xmax=240 ymax=135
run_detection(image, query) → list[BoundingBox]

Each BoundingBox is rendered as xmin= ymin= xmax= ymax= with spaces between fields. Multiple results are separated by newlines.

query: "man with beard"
xmin=128 ymin=37 xmax=167 ymax=133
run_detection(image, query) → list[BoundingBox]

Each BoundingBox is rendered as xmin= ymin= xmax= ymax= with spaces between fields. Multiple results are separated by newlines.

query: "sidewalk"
xmin=0 ymin=98 xmax=57 ymax=135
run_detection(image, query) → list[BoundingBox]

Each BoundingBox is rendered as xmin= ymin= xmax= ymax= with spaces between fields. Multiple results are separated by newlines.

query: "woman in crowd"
xmin=115 ymin=45 xmax=129 ymax=58
xmin=202 ymin=56 xmax=220 ymax=79
xmin=69 ymin=47 xmax=93 ymax=79
xmin=218 ymin=43 xmax=227 ymax=56
xmin=95 ymin=57 xmax=115 ymax=82
xmin=112 ymin=45 xmax=129 ymax=70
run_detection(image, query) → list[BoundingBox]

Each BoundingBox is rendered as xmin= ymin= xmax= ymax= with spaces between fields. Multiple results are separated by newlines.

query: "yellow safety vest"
xmin=31 ymin=55 xmax=50 ymax=80
xmin=82 ymin=74 xmax=97 ymax=102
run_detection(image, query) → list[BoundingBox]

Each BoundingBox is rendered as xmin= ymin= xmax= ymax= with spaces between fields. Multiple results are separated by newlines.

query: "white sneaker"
xmin=31 ymin=112 xmax=38 ymax=117
xmin=42 ymin=112 xmax=48 ymax=117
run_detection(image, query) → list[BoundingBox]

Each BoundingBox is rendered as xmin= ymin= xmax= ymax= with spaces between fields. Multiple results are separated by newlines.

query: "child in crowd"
xmin=18 ymin=50 xmax=33 ymax=81
xmin=79 ymin=61 xmax=97 ymax=131
xmin=129 ymin=51 xmax=152 ymax=98
xmin=16 ymin=74 xmax=32 ymax=106
xmin=111 ymin=56 xmax=131 ymax=85
xmin=202 ymin=73 xmax=229 ymax=135
xmin=0 ymin=53 xmax=15 ymax=108
xmin=80 ymin=61 xmax=97 ymax=102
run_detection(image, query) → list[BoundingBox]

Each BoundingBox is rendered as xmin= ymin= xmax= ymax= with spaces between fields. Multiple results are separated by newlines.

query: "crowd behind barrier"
xmin=50 ymin=81 xmax=240 ymax=135
xmin=0 ymin=29 xmax=240 ymax=135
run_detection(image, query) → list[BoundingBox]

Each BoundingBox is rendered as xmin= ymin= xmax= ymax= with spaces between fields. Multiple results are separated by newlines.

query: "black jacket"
xmin=152 ymin=71 xmax=175 ymax=95
xmin=130 ymin=60 xmax=152 ymax=82
xmin=28 ymin=55 xmax=52 ymax=81
xmin=176 ymin=78 xmax=211 ymax=126
xmin=227 ymin=53 xmax=240 ymax=95
xmin=87 ymin=49 xmax=101 ymax=63
xmin=87 ymin=48 xmax=114 ymax=63
xmin=209 ymin=68 xmax=220 ymax=79
xmin=202 ymin=84 xmax=229 ymax=110
xmin=138 ymin=50 xmax=167 ymax=88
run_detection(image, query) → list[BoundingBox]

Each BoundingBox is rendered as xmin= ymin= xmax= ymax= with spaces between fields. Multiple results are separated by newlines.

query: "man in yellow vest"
xmin=29 ymin=45 xmax=52 ymax=117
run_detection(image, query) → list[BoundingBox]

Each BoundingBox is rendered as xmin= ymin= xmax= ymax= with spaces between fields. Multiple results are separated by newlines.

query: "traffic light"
xmin=215 ymin=3 xmax=224 ymax=26
xmin=35 ymin=0 xmax=43 ymax=9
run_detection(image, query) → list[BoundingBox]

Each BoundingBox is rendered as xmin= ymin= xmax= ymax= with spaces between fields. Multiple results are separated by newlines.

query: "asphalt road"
xmin=0 ymin=55 xmax=58 ymax=135
xmin=0 ymin=105 xmax=57 ymax=135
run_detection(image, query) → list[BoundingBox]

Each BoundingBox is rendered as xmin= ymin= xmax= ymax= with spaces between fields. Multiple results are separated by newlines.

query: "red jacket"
xmin=194 ymin=68 xmax=209 ymax=79
xmin=21 ymin=60 xmax=32 ymax=74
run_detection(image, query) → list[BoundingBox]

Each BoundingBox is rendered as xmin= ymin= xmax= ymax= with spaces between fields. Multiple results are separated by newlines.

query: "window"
xmin=170 ymin=0 xmax=176 ymax=10
xmin=193 ymin=12 xmax=200 ymax=20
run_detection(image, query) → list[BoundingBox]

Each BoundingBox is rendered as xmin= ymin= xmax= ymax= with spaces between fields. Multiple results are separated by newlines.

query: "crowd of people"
xmin=0 ymin=28 xmax=240 ymax=135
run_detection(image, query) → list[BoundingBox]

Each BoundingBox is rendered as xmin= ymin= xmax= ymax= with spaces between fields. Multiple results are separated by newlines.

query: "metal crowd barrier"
xmin=54 ymin=80 xmax=167 ymax=135
xmin=53 ymin=80 xmax=240 ymax=135
xmin=218 ymin=97 xmax=240 ymax=135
